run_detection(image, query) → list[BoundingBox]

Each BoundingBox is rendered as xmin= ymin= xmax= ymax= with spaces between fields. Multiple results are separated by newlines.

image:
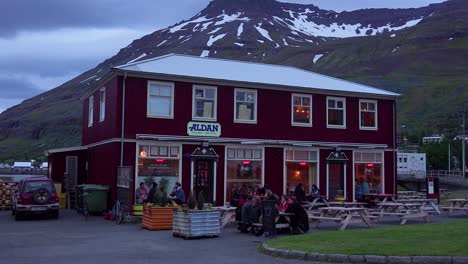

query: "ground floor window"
xmin=285 ymin=149 xmax=318 ymax=195
xmin=226 ymin=147 xmax=263 ymax=202
xmin=354 ymin=151 xmax=383 ymax=200
xmin=137 ymin=144 xmax=180 ymax=196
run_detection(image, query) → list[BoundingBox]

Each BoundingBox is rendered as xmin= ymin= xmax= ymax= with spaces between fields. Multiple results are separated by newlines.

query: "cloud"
xmin=0 ymin=76 xmax=42 ymax=99
xmin=0 ymin=0 xmax=210 ymax=38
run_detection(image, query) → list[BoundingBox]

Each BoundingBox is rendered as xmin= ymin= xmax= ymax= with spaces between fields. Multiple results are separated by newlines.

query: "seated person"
xmin=279 ymin=195 xmax=290 ymax=212
xmin=145 ymin=182 xmax=158 ymax=203
xmin=285 ymin=196 xmax=310 ymax=234
xmin=136 ymin=182 xmax=148 ymax=204
xmin=249 ymin=197 xmax=262 ymax=224
xmin=169 ymin=182 xmax=186 ymax=205
xmin=293 ymin=183 xmax=306 ymax=204
xmin=256 ymin=184 xmax=266 ymax=197
xmin=238 ymin=195 xmax=254 ymax=232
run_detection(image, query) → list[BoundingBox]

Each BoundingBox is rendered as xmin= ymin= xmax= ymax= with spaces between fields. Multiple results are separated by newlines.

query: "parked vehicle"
xmin=12 ymin=177 xmax=59 ymax=220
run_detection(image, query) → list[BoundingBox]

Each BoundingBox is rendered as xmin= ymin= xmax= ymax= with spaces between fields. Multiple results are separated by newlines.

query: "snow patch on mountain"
xmin=214 ymin=12 xmax=250 ymax=26
xmin=127 ymin=53 xmax=147 ymax=64
xmin=207 ymin=33 xmax=227 ymax=47
xmin=237 ymin=23 xmax=245 ymax=38
xmin=208 ymin=27 xmax=222 ymax=34
xmin=255 ymin=23 xmax=273 ymax=42
xmin=200 ymin=50 xmax=210 ymax=57
xmin=170 ymin=16 xmax=210 ymax=33
xmin=313 ymin=54 xmax=324 ymax=64
xmin=156 ymin=40 xmax=167 ymax=47
xmin=234 ymin=42 xmax=245 ymax=47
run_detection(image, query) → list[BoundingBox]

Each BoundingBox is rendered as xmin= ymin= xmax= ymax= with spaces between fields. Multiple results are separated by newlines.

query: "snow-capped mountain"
xmin=1 ymin=0 xmax=467 ymax=161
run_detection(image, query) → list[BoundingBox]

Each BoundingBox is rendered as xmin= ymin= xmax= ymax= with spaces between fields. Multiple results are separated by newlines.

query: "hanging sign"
xmin=187 ymin=122 xmax=221 ymax=137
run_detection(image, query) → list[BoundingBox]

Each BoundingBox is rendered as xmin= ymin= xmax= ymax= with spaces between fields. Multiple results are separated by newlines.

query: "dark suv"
xmin=12 ymin=177 xmax=59 ymax=220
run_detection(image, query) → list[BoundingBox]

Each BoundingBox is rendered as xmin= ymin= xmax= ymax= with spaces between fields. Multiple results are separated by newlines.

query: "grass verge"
xmin=267 ymin=220 xmax=468 ymax=256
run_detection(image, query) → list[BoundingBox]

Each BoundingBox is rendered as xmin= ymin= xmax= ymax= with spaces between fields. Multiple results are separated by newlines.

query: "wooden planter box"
xmin=142 ymin=205 xmax=173 ymax=230
xmin=172 ymin=209 xmax=221 ymax=239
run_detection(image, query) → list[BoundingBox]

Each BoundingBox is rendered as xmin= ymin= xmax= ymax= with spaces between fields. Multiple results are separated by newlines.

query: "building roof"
xmin=114 ymin=54 xmax=399 ymax=97
xmin=13 ymin=162 xmax=33 ymax=167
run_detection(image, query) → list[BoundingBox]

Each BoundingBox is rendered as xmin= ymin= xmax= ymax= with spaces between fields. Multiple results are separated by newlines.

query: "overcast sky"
xmin=0 ymin=0 xmax=446 ymax=113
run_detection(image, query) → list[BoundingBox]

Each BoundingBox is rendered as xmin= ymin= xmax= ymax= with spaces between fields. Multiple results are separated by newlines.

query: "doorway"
xmin=194 ymin=159 xmax=215 ymax=203
xmin=328 ymin=162 xmax=345 ymax=200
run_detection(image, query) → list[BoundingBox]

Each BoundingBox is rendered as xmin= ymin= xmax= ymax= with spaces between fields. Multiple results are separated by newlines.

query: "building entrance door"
xmin=194 ymin=159 xmax=214 ymax=203
xmin=328 ymin=162 xmax=345 ymax=200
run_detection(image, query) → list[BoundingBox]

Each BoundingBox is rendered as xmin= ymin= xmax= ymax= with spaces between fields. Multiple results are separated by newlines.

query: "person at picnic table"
xmin=136 ymin=182 xmax=148 ymax=204
xmin=293 ymin=183 xmax=306 ymax=203
xmin=285 ymin=196 xmax=310 ymax=234
xmin=279 ymin=195 xmax=290 ymax=212
xmin=145 ymin=182 xmax=158 ymax=203
xmin=256 ymin=184 xmax=266 ymax=196
xmin=307 ymin=184 xmax=320 ymax=201
xmin=170 ymin=182 xmax=186 ymax=205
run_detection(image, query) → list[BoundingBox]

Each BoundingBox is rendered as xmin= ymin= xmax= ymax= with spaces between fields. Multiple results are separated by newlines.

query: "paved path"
xmin=0 ymin=210 xmax=308 ymax=264
xmin=1 ymin=209 xmax=466 ymax=264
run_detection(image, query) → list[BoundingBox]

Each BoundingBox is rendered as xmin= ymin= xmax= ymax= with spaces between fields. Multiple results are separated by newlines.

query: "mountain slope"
xmin=0 ymin=0 xmax=467 ymax=161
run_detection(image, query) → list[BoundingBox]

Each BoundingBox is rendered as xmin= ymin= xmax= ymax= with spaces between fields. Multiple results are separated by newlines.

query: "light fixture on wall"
xmin=156 ymin=159 xmax=165 ymax=163
xmin=242 ymin=161 xmax=251 ymax=165
xmin=299 ymin=162 xmax=307 ymax=166
xmin=140 ymin=150 xmax=147 ymax=157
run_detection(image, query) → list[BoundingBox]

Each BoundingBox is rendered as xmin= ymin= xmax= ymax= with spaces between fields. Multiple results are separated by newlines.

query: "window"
xmin=359 ymin=99 xmax=377 ymax=130
xmin=327 ymin=97 xmax=346 ymax=128
xmin=99 ymin=88 xmax=106 ymax=122
xmin=137 ymin=144 xmax=180 ymax=194
xmin=291 ymin=94 xmax=312 ymax=127
xmin=147 ymin=81 xmax=174 ymax=118
xmin=88 ymin=95 xmax=94 ymax=127
xmin=192 ymin=85 xmax=217 ymax=120
xmin=226 ymin=147 xmax=263 ymax=202
xmin=234 ymin=89 xmax=257 ymax=123
xmin=285 ymin=149 xmax=318 ymax=194
xmin=354 ymin=151 xmax=384 ymax=200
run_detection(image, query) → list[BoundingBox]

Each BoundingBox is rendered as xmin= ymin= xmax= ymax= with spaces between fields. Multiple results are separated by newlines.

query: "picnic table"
xmin=214 ymin=206 xmax=236 ymax=228
xmin=398 ymin=191 xmax=418 ymax=196
xmin=365 ymin=193 xmax=398 ymax=203
xmin=372 ymin=202 xmax=429 ymax=225
xmin=328 ymin=201 xmax=367 ymax=208
xmin=309 ymin=207 xmax=372 ymax=231
xmin=396 ymin=198 xmax=441 ymax=214
xmin=305 ymin=195 xmax=330 ymax=209
xmin=441 ymin=199 xmax=468 ymax=215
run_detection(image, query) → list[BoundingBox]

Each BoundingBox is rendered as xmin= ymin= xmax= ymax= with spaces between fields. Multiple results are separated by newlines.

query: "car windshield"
xmin=23 ymin=181 xmax=55 ymax=193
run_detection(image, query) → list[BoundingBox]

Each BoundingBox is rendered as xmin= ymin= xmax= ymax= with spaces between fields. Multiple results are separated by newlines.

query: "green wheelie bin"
xmin=79 ymin=184 xmax=110 ymax=214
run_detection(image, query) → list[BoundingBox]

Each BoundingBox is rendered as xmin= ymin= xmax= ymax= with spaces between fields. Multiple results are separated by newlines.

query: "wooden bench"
xmin=309 ymin=215 xmax=343 ymax=221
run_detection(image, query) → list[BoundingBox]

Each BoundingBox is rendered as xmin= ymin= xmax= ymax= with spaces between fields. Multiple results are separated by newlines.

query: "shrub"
xmin=187 ymin=192 xmax=196 ymax=210
xmin=197 ymin=190 xmax=205 ymax=210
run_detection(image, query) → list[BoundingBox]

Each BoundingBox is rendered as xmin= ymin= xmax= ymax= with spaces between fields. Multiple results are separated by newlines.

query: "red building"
xmin=48 ymin=54 xmax=399 ymax=206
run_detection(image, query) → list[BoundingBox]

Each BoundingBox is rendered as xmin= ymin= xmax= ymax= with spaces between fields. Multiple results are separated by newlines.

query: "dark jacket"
xmin=285 ymin=202 xmax=310 ymax=233
xmin=146 ymin=187 xmax=157 ymax=203
xmin=294 ymin=186 xmax=306 ymax=203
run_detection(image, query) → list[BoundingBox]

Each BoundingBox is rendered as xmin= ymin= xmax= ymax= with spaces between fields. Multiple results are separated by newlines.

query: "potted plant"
xmin=142 ymin=182 xmax=174 ymax=231
xmin=172 ymin=191 xmax=221 ymax=239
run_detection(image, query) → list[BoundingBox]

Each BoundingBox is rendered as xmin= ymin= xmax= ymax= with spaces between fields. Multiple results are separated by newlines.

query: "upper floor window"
xmin=234 ymin=88 xmax=257 ymax=123
xmin=192 ymin=85 xmax=217 ymax=121
xmin=99 ymin=88 xmax=105 ymax=122
xmin=147 ymin=81 xmax=174 ymax=119
xmin=291 ymin=93 xmax=312 ymax=127
xmin=88 ymin=95 xmax=94 ymax=127
xmin=359 ymin=99 xmax=378 ymax=130
xmin=327 ymin=97 xmax=346 ymax=128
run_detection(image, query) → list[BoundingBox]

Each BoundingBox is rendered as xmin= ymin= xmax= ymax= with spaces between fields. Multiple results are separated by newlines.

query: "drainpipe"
xmin=120 ymin=72 xmax=127 ymax=167
xmin=393 ymin=99 xmax=397 ymax=195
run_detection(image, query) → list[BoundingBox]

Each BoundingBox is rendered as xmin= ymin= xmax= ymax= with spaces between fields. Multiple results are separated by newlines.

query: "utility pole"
xmin=448 ymin=142 xmax=451 ymax=173
xmin=462 ymin=112 xmax=466 ymax=178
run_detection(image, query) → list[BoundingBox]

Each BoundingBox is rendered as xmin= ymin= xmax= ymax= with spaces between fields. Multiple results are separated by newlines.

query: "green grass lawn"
xmin=267 ymin=220 xmax=468 ymax=256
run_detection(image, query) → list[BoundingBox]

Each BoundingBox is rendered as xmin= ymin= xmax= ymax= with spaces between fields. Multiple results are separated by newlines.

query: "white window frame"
xmin=224 ymin=146 xmax=264 ymax=203
xmin=326 ymin=96 xmax=346 ymax=129
xmin=88 ymin=95 xmax=94 ymax=127
xmin=359 ymin=99 xmax=378 ymax=130
xmin=234 ymin=88 xmax=257 ymax=124
xmin=192 ymin=85 xmax=217 ymax=121
xmin=352 ymin=150 xmax=385 ymax=201
xmin=291 ymin=93 xmax=313 ymax=127
xmin=99 ymin=87 xmax=106 ymax=122
xmin=283 ymin=148 xmax=320 ymax=195
xmin=147 ymin=81 xmax=175 ymax=119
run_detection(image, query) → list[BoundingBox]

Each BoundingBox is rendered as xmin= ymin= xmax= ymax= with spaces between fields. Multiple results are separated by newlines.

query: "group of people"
xmin=136 ymin=181 xmax=186 ymax=205
xmin=235 ymin=183 xmax=316 ymax=235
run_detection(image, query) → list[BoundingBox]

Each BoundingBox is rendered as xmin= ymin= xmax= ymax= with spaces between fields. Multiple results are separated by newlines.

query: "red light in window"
xmin=367 ymin=163 xmax=374 ymax=167
xmin=242 ymin=161 xmax=251 ymax=165
xmin=156 ymin=159 xmax=165 ymax=163
xmin=299 ymin=162 xmax=307 ymax=166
